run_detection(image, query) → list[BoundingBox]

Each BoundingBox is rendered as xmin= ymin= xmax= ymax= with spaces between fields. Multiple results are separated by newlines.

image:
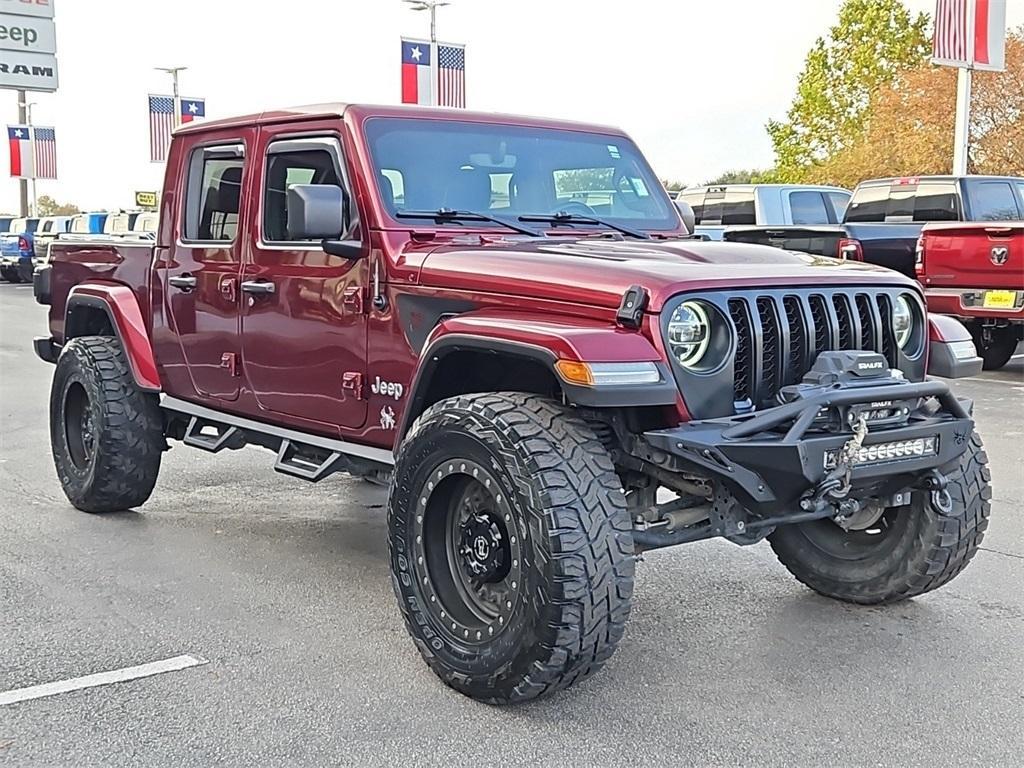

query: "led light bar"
xmin=824 ymin=436 xmax=939 ymax=469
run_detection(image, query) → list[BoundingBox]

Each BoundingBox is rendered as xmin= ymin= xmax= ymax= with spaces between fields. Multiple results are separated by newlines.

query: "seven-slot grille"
xmin=730 ymin=291 xmax=897 ymax=406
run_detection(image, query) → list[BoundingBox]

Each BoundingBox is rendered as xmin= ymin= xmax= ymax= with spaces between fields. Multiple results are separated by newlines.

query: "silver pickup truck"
xmin=676 ymin=184 xmax=850 ymax=241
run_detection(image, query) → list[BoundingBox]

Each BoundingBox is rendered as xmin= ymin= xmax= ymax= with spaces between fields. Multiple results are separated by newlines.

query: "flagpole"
xmin=156 ymin=66 xmax=187 ymax=129
xmin=24 ymin=101 xmax=37 ymax=216
xmin=952 ymin=0 xmax=976 ymax=175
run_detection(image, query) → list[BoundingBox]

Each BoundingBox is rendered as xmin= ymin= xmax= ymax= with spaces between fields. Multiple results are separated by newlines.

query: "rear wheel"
xmin=768 ymin=432 xmax=991 ymax=604
xmin=970 ymin=323 xmax=1018 ymax=370
xmin=50 ymin=336 xmax=164 ymax=512
xmin=389 ymin=392 xmax=635 ymax=703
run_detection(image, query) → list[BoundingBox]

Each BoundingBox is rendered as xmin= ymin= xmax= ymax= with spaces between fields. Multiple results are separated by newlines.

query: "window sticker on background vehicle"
xmin=607 ymin=144 xmax=621 ymax=159
xmin=630 ymin=178 xmax=650 ymax=197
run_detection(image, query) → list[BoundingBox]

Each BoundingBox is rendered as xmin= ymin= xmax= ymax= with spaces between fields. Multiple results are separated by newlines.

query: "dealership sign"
xmin=0 ymin=0 xmax=56 ymax=92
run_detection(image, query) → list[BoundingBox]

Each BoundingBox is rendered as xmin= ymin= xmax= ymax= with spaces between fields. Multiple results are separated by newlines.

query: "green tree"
xmin=661 ymin=179 xmax=687 ymax=192
xmin=765 ymin=0 xmax=930 ymax=182
xmin=704 ymin=169 xmax=768 ymax=185
xmin=36 ymin=195 xmax=80 ymax=216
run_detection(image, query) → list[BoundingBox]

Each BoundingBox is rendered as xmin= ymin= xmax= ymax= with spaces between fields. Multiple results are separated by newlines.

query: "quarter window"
xmin=263 ymin=144 xmax=344 ymax=242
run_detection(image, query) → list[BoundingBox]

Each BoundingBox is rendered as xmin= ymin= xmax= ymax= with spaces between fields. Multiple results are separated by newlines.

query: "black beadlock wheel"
xmin=388 ymin=392 xmax=635 ymax=704
xmin=769 ymin=431 xmax=991 ymax=604
xmin=50 ymin=336 xmax=164 ymax=513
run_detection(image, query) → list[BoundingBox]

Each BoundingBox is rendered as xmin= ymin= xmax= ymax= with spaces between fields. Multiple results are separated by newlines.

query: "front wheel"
xmin=769 ymin=432 xmax=991 ymax=604
xmin=388 ymin=393 xmax=635 ymax=704
xmin=50 ymin=336 xmax=164 ymax=512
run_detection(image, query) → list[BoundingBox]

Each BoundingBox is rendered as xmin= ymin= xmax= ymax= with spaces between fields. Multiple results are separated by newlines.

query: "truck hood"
xmin=415 ymin=236 xmax=913 ymax=311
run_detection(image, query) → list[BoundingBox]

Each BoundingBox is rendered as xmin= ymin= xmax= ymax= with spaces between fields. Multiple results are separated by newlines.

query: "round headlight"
xmin=667 ymin=301 xmax=711 ymax=367
xmin=892 ymin=295 xmax=914 ymax=348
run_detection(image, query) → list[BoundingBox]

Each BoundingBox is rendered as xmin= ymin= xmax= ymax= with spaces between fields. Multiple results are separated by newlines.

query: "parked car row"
xmin=0 ymin=210 xmax=158 ymax=283
xmin=679 ymin=176 xmax=1023 ymax=369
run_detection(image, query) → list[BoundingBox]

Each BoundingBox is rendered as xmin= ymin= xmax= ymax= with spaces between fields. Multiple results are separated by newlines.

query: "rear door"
xmin=963 ymin=178 xmax=1024 ymax=222
xmin=162 ymin=132 xmax=253 ymax=401
xmin=240 ymin=127 xmax=368 ymax=430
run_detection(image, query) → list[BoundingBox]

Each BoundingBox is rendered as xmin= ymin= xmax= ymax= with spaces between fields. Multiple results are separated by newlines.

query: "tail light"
xmin=17 ymin=236 xmax=29 ymax=251
xmin=837 ymin=238 xmax=863 ymax=261
xmin=914 ymin=235 xmax=925 ymax=278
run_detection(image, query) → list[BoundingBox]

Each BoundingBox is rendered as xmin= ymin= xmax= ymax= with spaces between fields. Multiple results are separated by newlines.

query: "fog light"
xmin=824 ymin=436 xmax=939 ymax=469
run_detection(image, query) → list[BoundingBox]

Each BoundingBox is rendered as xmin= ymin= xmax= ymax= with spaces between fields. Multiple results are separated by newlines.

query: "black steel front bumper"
xmin=643 ymin=379 xmax=973 ymax=510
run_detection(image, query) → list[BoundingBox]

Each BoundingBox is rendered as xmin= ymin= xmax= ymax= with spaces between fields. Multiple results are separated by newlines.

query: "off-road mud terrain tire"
xmin=50 ymin=336 xmax=163 ymax=512
xmin=389 ymin=392 xmax=635 ymax=704
xmin=769 ymin=432 xmax=990 ymax=604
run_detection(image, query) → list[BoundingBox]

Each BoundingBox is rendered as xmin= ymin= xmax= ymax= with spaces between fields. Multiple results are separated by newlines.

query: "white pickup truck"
xmin=676 ymin=183 xmax=851 ymax=241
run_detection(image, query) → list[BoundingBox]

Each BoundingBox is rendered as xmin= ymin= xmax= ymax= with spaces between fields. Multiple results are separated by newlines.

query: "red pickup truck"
xmin=917 ymin=222 xmax=1023 ymax=369
xmin=33 ymin=103 xmax=990 ymax=703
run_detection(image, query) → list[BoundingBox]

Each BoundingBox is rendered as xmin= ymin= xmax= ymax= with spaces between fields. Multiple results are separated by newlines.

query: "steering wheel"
xmin=553 ymin=201 xmax=597 ymax=217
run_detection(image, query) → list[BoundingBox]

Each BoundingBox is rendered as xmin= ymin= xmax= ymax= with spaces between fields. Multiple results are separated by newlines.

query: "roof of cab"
xmin=173 ymin=102 xmax=629 ymax=138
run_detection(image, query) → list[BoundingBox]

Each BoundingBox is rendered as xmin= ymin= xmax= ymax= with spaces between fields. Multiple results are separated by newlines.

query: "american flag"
xmin=933 ymin=0 xmax=1007 ymax=71
xmin=149 ymin=94 xmax=174 ymax=163
xmin=32 ymin=126 xmax=57 ymax=179
xmin=437 ymin=43 xmax=466 ymax=108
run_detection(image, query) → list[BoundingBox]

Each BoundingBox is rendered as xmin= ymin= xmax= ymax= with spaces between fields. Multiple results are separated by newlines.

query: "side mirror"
xmin=674 ymin=200 xmax=696 ymax=235
xmin=286 ymin=184 xmax=345 ymax=240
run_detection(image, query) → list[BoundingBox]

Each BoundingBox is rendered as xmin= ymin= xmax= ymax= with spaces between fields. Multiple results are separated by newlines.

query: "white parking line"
xmin=0 ymin=654 xmax=207 ymax=706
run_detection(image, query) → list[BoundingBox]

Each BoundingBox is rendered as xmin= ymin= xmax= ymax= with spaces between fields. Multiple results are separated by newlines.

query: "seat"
xmin=379 ymin=172 xmax=395 ymax=208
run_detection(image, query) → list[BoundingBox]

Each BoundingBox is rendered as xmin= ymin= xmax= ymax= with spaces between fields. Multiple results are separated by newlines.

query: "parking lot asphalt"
xmin=1 ymin=280 xmax=1022 ymax=767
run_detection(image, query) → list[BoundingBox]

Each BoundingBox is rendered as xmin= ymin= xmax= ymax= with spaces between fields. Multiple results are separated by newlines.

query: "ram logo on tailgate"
xmin=991 ymin=246 xmax=1009 ymax=266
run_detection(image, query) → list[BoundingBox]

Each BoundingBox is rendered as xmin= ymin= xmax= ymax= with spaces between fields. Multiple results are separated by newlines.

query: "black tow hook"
xmin=920 ymin=469 xmax=954 ymax=515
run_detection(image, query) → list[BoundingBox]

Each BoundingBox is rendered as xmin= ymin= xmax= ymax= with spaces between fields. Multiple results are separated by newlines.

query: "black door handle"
xmin=168 ymin=274 xmax=197 ymax=291
xmin=241 ymin=280 xmax=276 ymax=296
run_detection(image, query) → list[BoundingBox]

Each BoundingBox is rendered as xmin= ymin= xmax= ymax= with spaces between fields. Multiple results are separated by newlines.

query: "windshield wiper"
xmin=395 ymin=208 xmax=541 ymax=237
xmin=518 ymin=211 xmax=651 ymax=240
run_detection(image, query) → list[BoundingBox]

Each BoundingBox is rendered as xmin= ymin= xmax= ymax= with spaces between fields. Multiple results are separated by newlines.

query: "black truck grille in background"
xmin=731 ymin=291 xmax=898 ymax=407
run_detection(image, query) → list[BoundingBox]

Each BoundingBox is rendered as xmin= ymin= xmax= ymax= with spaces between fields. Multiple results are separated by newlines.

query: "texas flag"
xmin=7 ymin=125 xmax=32 ymax=178
xmin=401 ymin=38 xmax=434 ymax=105
xmin=180 ymin=98 xmax=206 ymax=124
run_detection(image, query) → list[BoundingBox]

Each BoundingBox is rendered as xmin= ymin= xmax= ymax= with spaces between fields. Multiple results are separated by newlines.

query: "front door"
xmin=240 ymin=130 xmax=368 ymax=430
xmin=163 ymin=136 xmax=253 ymax=401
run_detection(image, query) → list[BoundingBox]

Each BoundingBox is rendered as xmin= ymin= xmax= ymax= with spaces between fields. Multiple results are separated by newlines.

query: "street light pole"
xmin=155 ymin=66 xmax=188 ymax=128
xmin=402 ymin=0 xmax=450 ymax=43
xmin=16 ymin=90 xmax=28 ymax=217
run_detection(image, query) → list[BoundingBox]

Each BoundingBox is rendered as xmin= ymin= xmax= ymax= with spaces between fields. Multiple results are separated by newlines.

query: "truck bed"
xmin=44 ymin=239 xmax=156 ymax=343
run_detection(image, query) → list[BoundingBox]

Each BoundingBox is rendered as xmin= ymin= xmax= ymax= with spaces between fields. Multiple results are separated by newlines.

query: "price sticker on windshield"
xmin=607 ymin=144 xmax=621 ymax=159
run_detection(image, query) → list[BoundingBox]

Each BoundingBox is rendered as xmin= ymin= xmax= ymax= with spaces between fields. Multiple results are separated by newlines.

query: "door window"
xmin=184 ymin=145 xmax=245 ymax=242
xmin=263 ymin=143 xmax=345 ymax=242
xmin=789 ymin=191 xmax=829 ymax=225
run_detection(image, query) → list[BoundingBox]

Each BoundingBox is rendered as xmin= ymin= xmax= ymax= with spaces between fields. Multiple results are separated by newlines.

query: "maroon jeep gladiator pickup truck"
xmin=33 ymin=103 xmax=990 ymax=704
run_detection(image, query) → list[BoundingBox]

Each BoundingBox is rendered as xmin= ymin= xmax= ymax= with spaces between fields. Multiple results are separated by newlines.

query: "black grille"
xmin=855 ymin=294 xmax=875 ymax=350
xmin=727 ymin=290 xmax=897 ymax=408
xmin=729 ymin=299 xmax=752 ymax=403
xmin=757 ymin=298 xmax=780 ymax=398
xmin=832 ymin=295 xmax=855 ymax=350
xmin=809 ymin=295 xmax=829 ymax=353
xmin=783 ymin=296 xmax=805 ymax=385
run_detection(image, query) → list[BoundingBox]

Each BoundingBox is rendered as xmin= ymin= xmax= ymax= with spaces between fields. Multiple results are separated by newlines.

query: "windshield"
xmin=365 ymin=118 xmax=679 ymax=231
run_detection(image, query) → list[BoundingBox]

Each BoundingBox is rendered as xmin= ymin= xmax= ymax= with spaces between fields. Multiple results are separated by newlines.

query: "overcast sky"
xmin=3 ymin=0 xmax=1022 ymax=213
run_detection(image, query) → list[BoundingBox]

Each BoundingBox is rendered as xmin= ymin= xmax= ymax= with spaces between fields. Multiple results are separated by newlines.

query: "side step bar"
xmin=161 ymin=395 xmax=394 ymax=483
